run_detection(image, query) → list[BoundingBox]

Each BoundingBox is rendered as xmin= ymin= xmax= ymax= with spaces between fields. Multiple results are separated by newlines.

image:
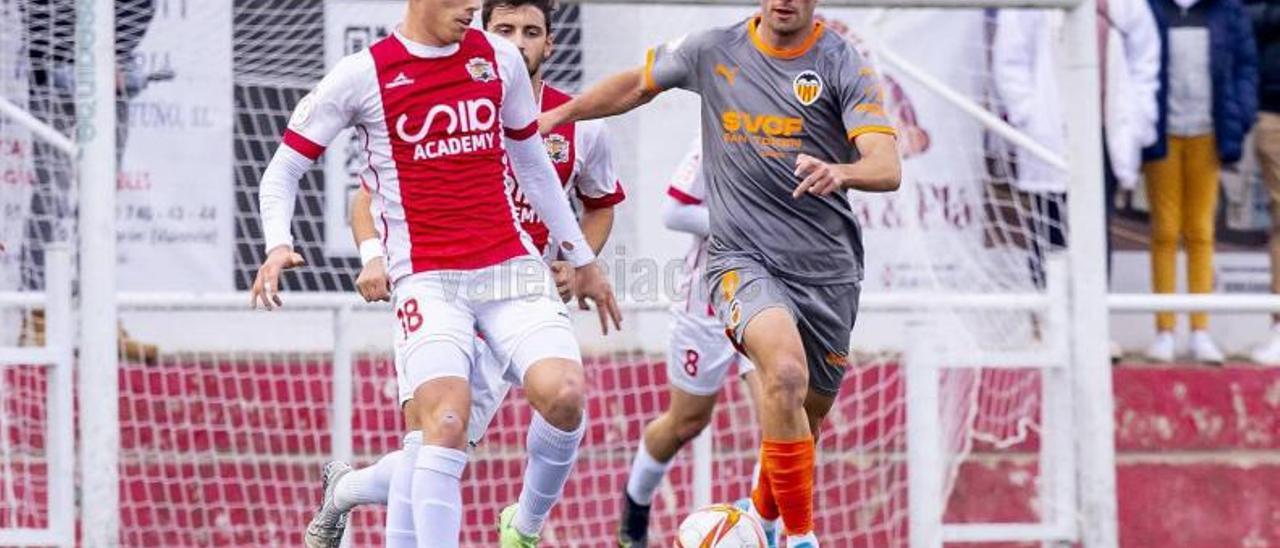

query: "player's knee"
xmin=537 ymin=369 xmax=586 ymax=431
xmin=420 ymin=406 xmax=469 ymax=449
xmin=762 ymin=358 xmax=808 ymax=409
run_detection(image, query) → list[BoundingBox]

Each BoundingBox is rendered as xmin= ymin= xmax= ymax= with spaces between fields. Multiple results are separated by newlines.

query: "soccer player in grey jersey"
xmin=539 ymin=1 xmax=900 ymax=545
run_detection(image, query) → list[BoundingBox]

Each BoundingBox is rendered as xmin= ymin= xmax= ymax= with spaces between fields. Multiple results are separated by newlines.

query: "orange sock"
xmin=761 ymin=437 xmax=815 ymax=536
xmin=751 ymin=449 xmax=780 ymax=521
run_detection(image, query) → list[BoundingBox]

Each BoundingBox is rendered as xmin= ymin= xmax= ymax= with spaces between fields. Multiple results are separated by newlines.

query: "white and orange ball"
xmin=675 ymin=503 xmax=769 ymax=547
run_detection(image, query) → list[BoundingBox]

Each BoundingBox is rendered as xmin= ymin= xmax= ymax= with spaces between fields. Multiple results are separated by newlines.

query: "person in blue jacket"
xmin=1142 ymin=0 xmax=1258 ymax=364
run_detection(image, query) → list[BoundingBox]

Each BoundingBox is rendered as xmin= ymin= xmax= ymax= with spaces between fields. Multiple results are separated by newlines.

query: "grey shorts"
xmin=706 ymin=255 xmax=860 ymax=397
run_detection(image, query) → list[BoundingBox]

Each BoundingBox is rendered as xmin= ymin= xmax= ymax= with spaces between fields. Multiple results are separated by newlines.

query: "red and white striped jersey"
xmin=509 ymin=84 xmax=625 ymax=257
xmin=272 ymin=29 xmax=589 ymax=282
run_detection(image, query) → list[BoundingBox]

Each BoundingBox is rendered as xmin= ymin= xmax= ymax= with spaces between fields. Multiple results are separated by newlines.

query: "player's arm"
xmin=579 ymin=208 xmax=613 ymax=254
xmin=549 ymin=207 xmax=610 ymax=304
xmin=496 ymin=39 xmax=622 ymax=333
xmin=540 ymin=33 xmax=708 ymax=131
xmin=349 ymin=187 xmax=377 ymax=246
xmin=794 ymin=52 xmax=902 ymax=197
xmin=663 ymin=195 xmax=709 ymax=237
xmin=661 ymin=144 xmax=709 ymax=237
xmin=252 ymin=55 xmax=362 ymax=309
xmin=507 ymin=134 xmax=622 ymax=332
xmin=349 ymin=188 xmax=390 ymax=303
xmin=550 ymin=121 xmax=625 ymax=303
xmin=793 ymin=134 xmax=901 ymax=197
xmin=846 ymin=133 xmax=902 ymax=192
xmin=574 ymin=120 xmax=626 ymax=254
xmin=539 ymin=67 xmax=660 ymax=131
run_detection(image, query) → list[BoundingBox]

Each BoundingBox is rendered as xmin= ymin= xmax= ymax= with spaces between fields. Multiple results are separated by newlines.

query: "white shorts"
xmin=666 ymin=309 xmax=755 ymax=397
xmin=392 ymin=256 xmax=580 ymax=411
xmin=466 ymin=340 xmax=513 ymax=445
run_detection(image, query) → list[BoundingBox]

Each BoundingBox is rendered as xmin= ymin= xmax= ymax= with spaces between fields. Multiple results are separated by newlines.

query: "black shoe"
xmin=617 ymin=492 xmax=651 ymax=547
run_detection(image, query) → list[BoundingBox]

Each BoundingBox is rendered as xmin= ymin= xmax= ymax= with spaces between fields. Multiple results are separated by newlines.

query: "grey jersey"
xmin=646 ymin=17 xmax=895 ymax=284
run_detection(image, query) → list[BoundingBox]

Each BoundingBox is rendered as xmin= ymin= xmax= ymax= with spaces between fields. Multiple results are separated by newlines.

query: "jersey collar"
xmin=747 ymin=16 xmax=824 ymax=60
xmin=393 ymin=28 xmax=461 ymax=58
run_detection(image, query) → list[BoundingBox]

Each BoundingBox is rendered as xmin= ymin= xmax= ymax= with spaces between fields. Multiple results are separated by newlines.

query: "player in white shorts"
xmin=618 ymin=141 xmax=764 ymax=547
xmin=663 ymin=143 xmax=757 ymax=397
xmin=250 ymin=2 xmax=622 ymax=548
xmin=288 ymin=1 xmax=626 ymax=547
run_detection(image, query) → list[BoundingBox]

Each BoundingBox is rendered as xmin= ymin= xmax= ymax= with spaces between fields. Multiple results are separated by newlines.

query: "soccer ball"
xmin=675 ymin=503 xmax=769 ymax=547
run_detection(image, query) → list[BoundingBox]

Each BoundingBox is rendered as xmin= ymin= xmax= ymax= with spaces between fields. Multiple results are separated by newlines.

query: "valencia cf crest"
xmin=466 ymin=57 xmax=496 ymax=82
xmin=544 ymin=134 xmax=571 ymax=164
xmin=793 ymin=70 xmax=823 ymax=106
xmin=727 ymin=301 xmax=743 ymax=332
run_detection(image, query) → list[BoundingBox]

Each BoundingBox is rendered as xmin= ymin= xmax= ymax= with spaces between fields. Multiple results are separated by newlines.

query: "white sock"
xmin=411 ymin=444 xmax=468 ymax=548
xmin=785 ymin=531 xmax=819 ymax=546
xmin=513 ymin=412 xmax=585 ymax=536
xmin=624 ymin=440 xmax=671 ymax=505
xmin=384 ymin=433 xmax=421 ymax=548
xmin=334 ymin=449 xmax=401 ymax=511
xmin=748 ymin=462 xmax=778 ymax=532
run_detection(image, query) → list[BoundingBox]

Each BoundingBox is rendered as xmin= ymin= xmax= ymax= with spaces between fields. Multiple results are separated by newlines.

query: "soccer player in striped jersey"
xmin=252 ymin=1 xmax=623 ymax=547
xmin=293 ymin=1 xmax=626 ymax=547
xmin=541 ymin=1 xmax=902 ymax=545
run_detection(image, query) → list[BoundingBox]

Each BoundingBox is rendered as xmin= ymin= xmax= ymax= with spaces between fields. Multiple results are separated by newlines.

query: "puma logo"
xmin=714 ymin=63 xmax=738 ymax=86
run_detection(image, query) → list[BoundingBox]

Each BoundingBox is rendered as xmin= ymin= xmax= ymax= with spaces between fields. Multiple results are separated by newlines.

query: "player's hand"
xmin=550 ymin=260 xmax=575 ymax=303
xmin=536 ymin=109 xmax=563 ymax=135
xmin=355 ymin=257 xmax=391 ymax=303
xmin=572 ymin=262 xmax=623 ymax=335
xmin=250 ymin=246 xmax=305 ymax=310
xmin=793 ymin=153 xmax=842 ymax=198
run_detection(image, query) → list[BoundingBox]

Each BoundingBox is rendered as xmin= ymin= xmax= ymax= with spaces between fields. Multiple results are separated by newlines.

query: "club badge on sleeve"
xmin=467 ymin=57 xmax=496 ymax=83
xmin=544 ymin=134 xmax=571 ymax=164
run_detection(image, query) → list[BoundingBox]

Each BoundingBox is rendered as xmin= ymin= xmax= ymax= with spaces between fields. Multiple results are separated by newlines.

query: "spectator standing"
xmin=1248 ymin=0 xmax=1280 ymax=365
xmin=993 ymin=0 xmax=1160 ymax=361
xmin=1142 ymin=0 xmax=1257 ymax=363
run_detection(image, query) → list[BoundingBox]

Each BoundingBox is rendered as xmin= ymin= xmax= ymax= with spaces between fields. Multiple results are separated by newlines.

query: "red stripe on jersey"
xmin=369 ymin=30 xmax=528 ymax=271
xmin=509 ymin=84 xmax=580 ymax=253
xmin=667 ymin=186 xmax=702 ymax=205
xmin=504 ymin=122 xmax=538 ymax=140
xmin=578 ymin=183 xmax=626 ymax=209
xmin=283 ymin=129 xmax=324 ymax=160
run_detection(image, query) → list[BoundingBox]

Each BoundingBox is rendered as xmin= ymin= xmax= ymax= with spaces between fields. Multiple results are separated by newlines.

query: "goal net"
xmin=0 ymin=0 xmax=1104 ymax=546
xmin=1 ymin=0 xmax=80 ymax=542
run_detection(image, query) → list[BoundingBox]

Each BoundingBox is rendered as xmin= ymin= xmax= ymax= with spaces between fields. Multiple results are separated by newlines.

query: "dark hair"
xmin=482 ymin=0 xmax=556 ymax=34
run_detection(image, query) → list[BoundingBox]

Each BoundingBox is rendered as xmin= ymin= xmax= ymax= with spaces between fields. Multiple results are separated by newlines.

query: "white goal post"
xmin=76 ymin=1 xmax=122 ymax=546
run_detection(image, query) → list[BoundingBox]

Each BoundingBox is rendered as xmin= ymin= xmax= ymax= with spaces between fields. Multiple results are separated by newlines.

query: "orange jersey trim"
xmin=848 ymin=125 xmax=897 ymax=141
xmin=854 ymin=103 xmax=886 ymax=117
xmin=748 ymin=17 xmax=825 ymax=60
xmin=643 ymin=47 xmax=660 ymax=92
